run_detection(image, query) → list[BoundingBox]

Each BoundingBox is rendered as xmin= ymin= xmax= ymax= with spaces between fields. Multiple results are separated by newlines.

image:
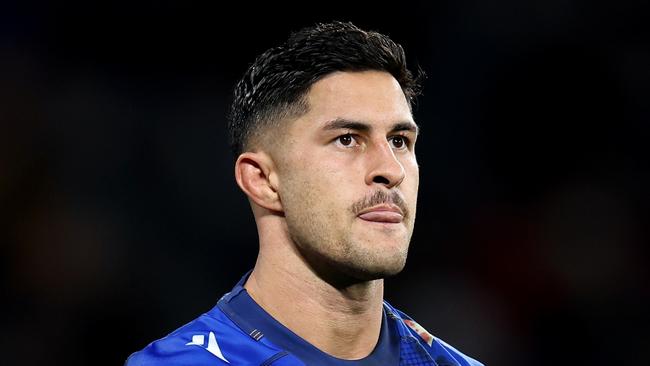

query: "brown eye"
xmin=334 ymin=134 xmax=360 ymax=149
xmin=390 ymin=136 xmax=406 ymax=149
xmin=338 ymin=134 xmax=353 ymax=146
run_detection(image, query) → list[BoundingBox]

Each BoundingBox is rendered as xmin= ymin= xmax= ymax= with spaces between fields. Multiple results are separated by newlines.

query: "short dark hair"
xmin=227 ymin=21 xmax=423 ymax=156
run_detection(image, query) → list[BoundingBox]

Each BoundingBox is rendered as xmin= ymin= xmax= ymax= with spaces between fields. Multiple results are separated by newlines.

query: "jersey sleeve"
xmin=125 ymin=310 xmax=293 ymax=366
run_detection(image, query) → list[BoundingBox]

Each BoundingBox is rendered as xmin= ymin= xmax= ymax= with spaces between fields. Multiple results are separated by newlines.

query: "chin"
xmin=311 ymin=253 xmax=408 ymax=287
xmin=343 ymin=255 xmax=408 ymax=282
xmin=347 ymin=241 xmax=410 ymax=280
xmin=298 ymin=236 xmax=410 ymax=286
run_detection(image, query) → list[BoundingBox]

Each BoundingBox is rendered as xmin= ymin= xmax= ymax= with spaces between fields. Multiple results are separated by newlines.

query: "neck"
xmin=244 ymin=219 xmax=385 ymax=359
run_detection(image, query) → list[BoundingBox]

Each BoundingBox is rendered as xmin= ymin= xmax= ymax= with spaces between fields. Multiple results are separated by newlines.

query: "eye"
xmin=335 ymin=134 xmax=359 ymax=148
xmin=389 ymin=135 xmax=409 ymax=150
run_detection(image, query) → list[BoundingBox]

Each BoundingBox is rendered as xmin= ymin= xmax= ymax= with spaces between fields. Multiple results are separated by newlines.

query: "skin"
xmin=235 ymin=70 xmax=419 ymax=360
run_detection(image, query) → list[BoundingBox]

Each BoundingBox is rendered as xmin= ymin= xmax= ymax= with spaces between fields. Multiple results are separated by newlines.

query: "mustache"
xmin=350 ymin=190 xmax=409 ymax=219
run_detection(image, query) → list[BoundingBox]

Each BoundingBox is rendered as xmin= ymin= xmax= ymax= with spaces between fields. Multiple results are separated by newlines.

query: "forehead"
xmin=303 ymin=70 xmax=414 ymax=128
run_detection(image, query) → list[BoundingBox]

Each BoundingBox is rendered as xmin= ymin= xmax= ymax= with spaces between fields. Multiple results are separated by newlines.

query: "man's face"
xmin=274 ymin=70 xmax=419 ymax=282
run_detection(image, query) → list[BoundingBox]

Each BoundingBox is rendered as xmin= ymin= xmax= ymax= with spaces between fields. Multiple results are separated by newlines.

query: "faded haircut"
xmin=227 ymin=21 xmax=423 ymax=156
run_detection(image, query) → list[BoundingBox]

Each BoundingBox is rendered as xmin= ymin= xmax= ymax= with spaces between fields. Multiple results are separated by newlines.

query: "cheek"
xmin=294 ymin=153 xmax=352 ymax=187
xmin=403 ymin=158 xmax=420 ymax=186
xmin=279 ymin=165 xmax=331 ymax=211
xmin=403 ymin=161 xmax=420 ymax=214
xmin=282 ymin=168 xmax=352 ymax=221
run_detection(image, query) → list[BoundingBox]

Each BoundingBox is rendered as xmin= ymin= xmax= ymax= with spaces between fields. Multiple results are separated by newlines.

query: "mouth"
xmin=357 ymin=204 xmax=404 ymax=224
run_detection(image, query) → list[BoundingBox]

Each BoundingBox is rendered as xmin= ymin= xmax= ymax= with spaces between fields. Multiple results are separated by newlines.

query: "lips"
xmin=357 ymin=205 xmax=404 ymax=223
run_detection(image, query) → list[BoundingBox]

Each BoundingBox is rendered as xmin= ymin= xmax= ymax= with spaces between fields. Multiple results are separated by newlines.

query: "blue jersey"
xmin=126 ymin=273 xmax=483 ymax=366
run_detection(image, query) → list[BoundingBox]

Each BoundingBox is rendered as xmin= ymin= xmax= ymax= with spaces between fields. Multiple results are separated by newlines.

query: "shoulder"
xmin=430 ymin=337 xmax=484 ymax=366
xmin=383 ymin=301 xmax=484 ymax=366
xmin=125 ymin=304 xmax=295 ymax=366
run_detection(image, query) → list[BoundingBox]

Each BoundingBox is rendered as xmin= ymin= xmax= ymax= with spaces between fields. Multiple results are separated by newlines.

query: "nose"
xmin=365 ymin=140 xmax=406 ymax=188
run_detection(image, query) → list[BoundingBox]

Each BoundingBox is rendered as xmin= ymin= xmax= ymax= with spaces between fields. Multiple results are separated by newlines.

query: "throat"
xmin=244 ymin=265 xmax=385 ymax=360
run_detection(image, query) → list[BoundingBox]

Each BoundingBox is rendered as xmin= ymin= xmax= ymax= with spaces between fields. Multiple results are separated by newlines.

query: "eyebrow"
xmin=322 ymin=118 xmax=419 ymax=135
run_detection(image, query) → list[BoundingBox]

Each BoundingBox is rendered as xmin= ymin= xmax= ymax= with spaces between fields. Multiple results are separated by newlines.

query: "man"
xmin=126 ymin=21 xmax=483 ymax=366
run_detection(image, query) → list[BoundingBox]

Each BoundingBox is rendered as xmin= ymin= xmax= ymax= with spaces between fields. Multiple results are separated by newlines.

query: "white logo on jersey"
xmin=186 ymin=331 xmax=229 ymax=363
xmin=186 ymin=334 xmax=205 ymax=346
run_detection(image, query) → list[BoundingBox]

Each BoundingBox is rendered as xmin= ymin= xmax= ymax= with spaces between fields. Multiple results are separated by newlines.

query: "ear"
xmin=234 ymin=152 xmax=283 ymax=212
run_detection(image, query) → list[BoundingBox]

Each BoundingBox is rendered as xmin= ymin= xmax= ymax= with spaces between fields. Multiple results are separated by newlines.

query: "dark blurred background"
xmin=1 ymin=0 xmax=648 ymax=365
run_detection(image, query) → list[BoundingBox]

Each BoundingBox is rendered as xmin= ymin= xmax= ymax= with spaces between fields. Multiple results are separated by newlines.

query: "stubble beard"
xmin=286 ymin=209 xmax=414 ymax=288
xmin=280 ymin=176 xmax=416 ymax=287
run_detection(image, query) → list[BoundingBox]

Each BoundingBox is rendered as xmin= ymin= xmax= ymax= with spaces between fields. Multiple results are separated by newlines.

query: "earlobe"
xmin=235 ymin=152 xmax=283 ymax=212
